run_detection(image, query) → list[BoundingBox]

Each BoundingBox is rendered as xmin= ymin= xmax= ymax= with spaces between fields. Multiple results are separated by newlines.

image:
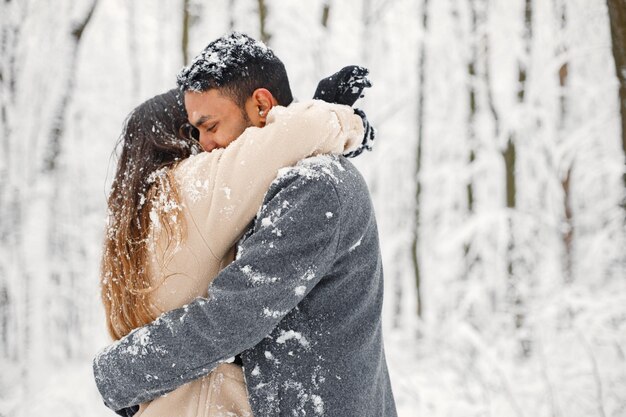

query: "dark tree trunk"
xmin=467 ymin=0 xmax=477 ymax=217
xmin=556 ymin=1 xmax=574 ymax=283
xmin=462 ymin=0 xmax=479 ymax=284
xmin=505 ymin=0 xmax=532 ymax=358
xmin=321 ymin=1 xmax=331 ymax=28
xmin=607 ymin=0 xmax=626 ymax=210
xmin=608 ymin=0 xmax=626 ymax=191
xmin=562 ymin=166 xmax=574 ymax=282
xmin=182 ymin=0 xmax=191 ymax=65
xmin=411 ymin=0 xmax=429 ymax=319
xmin=257 ymin=0 xmax=271 ymax=45
xmin=504 ymin=0 xmax=533 ymax=358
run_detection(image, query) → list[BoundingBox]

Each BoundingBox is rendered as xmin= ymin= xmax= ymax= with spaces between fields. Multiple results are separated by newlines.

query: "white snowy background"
xmin=1 ymin=0 xmax=625 ymax=416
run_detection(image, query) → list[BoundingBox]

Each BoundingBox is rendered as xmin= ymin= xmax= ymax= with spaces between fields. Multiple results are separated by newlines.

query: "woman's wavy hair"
xmin=101 ymin=88 xmax=202 ymax=340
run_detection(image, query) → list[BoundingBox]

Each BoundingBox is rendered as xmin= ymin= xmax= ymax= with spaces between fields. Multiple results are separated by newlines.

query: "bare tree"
xmin=228 ymin=0 xmax=237 ymax=31
xmin=44 ymin=0 xmax=99 ymax=362
xmin=43 ymin=1 xmax=98 ymax=172
xmin=607 ymin=0 xmax=626 ymax=210
xmin=561 ymin=166 xmax=574 ymax=282
xmin=505 ymin=0 xmax=531 ymax=358
xmin=0 ymin=0 xmax=27 ymax=363
xmin=467 ymin=0 xmax=478 ymax=219
xmin=321 ymin=0 xmax=332 ymax=28
xmin=554 ymin=1 xmax=574 ymax=283
xmin=482 ymin=0 xmax=503 ymax=317
xmin=411 ymin=0 xmax=429 ymax=318
xmin=257 ymin=0 xmax=271 ymax=45
xmin=126 ymin=0 xmax=140 ymax=101
xmin=462 ymin=0 xmax=480 ymax=288
xmin=362 ymin=0 xmax=373 ymax=64
xmin=182 ymin=0 xmax=191 ymax=65
xmin=182 ymin=0 xmax=202 ymax=66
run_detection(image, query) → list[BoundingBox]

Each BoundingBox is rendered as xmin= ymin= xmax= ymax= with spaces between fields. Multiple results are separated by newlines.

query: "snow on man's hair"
xmin=176 ymin=32 xmax=294 ymax=106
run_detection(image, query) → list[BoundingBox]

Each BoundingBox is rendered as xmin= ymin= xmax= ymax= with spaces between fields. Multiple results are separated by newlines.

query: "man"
xmin=93 ymin=32 xmax=397 ymax=417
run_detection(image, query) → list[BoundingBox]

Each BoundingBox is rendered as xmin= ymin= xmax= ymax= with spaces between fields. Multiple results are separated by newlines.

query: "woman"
xmin=100 ymin=88 xmax=365 ymax=416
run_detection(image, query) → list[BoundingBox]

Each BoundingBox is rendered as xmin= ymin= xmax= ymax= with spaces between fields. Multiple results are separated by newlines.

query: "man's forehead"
xmin=184 ymin=91 xmax=215 ymax=118
xmin=185 ymin=89 xmax=232 ymax=110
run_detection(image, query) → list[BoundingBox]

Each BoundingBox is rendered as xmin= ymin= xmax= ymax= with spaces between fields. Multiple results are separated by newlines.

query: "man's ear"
xmin=245 ymin=88 xmax=279 ymax=127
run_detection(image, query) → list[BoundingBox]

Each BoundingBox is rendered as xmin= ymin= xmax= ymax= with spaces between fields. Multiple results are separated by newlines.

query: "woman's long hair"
xmin=101 ymin=89 xmax=202 ymax=340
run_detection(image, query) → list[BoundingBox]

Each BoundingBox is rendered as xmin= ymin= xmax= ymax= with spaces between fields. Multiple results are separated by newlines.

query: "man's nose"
xmin=199 ymin=133 xmax=217 ymax=152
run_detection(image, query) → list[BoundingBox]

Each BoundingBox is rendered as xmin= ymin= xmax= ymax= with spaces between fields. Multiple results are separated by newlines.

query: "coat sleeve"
xmin=93 ymin=170 xmax=342 ymax=412
xmin=174 ymin=100 xmax=362 ymax=261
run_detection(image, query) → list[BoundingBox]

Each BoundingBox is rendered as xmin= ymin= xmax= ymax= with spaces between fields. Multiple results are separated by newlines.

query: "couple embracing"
xmin=93 ymin=32 xmax=397 ymax=417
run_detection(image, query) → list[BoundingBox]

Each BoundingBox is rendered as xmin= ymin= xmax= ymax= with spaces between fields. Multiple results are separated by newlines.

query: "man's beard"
xmin=241 ymin=107 xmax=253 ymax=127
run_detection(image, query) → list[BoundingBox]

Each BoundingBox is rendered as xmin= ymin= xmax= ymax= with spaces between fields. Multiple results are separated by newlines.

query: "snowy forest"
xmin=1 ymin=0 xmax=626 ymax=416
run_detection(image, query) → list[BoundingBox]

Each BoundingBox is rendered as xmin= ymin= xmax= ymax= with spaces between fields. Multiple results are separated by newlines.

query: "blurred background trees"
xmin=1 ymin=1 xmax=625 ymax=416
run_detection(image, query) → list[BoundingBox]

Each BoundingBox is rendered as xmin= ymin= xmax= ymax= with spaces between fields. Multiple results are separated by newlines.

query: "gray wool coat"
xmin=93 ymin=155 xmax=398 ymax=417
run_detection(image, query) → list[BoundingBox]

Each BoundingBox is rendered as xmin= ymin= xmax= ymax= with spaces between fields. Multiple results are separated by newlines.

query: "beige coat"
xmin=133 ymin=100 xmax=364 ymax=417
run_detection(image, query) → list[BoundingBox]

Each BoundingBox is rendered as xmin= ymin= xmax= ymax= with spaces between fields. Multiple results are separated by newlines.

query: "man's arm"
xmin=93 ymin=170 xmax=342 ymax=412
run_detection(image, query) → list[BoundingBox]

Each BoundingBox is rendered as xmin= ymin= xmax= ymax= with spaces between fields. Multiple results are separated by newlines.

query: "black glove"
xmin=313 ymin=65 xmax=372 ymax=106
xmin=344 ymin=108 xmax=376 ymax=158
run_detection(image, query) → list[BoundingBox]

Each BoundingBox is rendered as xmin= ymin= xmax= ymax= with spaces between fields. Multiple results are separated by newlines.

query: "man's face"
xmin=184 ymin=89 xmax=252 ymax=152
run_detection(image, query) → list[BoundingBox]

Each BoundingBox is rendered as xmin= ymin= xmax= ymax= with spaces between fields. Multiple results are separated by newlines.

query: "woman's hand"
xmin=313 ymin=65 xmax=372 ymax=106
xmin=313 ymin=66 xmax=376 ymax=158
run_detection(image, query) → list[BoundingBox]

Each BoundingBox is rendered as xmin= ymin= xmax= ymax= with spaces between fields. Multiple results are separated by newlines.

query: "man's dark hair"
xmin=177 ymin=32 xmax=293 ymax=107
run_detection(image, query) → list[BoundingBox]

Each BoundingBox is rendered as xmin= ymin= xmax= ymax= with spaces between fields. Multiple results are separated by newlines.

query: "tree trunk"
xmin=607 ymin=0 xmax=626 ymax=209
xmin=0 ymin=0 xmax=29 ymax=370
xmin=505 ymin=0 xmax=532 ymax=358
xmin=562 ymin=166 xmax=574 ymax=283
xmin=482 ymin=0 xmax=502 ymax=316
xmin=127 ymin=0 xmax=140 ymax=101
xmin=462 ymin=0 xmax=479 ymax=285
xmin=228 ymin=0 xmax=236 ymax=31
xmin=43 ymin=1 xmax=98 ymax=173
xmin=257 ymin=0 xmax=271 ymax=45
xmin=467 ymin=0 xmax=477 ymax=218
xmin=321 ymin=0 xmax=331 ymax=28
xmin=411 ymin=0 xmax=429 ymax=319
xmin=43 ymin=0 xmax=98 ymax=363
xmin=556 ymin=1 xmax=574 ymax=283
xmin=182 ymin=0 xmax=191 ymax=65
